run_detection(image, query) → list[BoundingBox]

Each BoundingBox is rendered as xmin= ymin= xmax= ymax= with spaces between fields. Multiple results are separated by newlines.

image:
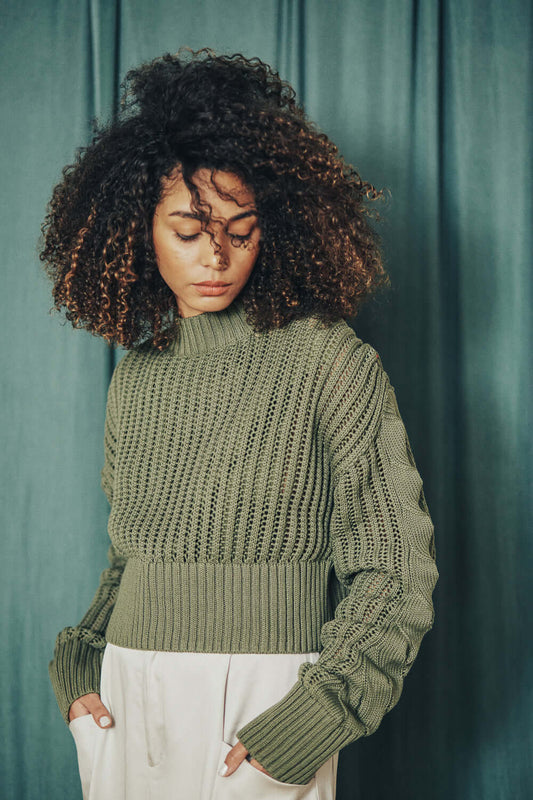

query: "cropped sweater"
xmin=48 ymin=296 xmax=439 ymax=786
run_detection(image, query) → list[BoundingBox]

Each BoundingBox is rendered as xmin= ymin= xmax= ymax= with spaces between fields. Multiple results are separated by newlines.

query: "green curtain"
xmin=1 ymin=1 xmax=530 ymax=798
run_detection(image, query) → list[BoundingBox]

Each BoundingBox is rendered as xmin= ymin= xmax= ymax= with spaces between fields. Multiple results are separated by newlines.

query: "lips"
xmin=193 ymin=282 xmax=230 ymax=286
xmin=192 ymin=282 xmax=231 ymax=296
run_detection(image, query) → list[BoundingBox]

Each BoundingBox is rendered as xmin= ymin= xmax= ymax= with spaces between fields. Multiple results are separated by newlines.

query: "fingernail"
xmin=219 ymin=763 xmax=228 ymax=777
xmin=99 ymin=716 xmax=112 ymax=728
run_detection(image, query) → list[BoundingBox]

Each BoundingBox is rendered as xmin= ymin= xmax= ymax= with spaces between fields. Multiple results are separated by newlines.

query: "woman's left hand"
xmin=220 ymin=739 xmax=272 ymax=777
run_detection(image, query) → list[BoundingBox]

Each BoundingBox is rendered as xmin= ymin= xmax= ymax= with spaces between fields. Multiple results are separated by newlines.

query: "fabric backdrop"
xmin=1 ymin=1 xmax=531 ymax=798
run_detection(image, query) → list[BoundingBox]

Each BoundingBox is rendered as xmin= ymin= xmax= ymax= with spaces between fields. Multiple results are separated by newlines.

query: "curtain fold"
xmin=1 ymin=1 xmax=530 ymax=797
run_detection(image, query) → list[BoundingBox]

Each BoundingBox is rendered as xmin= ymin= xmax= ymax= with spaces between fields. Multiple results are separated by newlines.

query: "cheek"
xmin=154 ymin=236 xmax=196 ymax=271
xmin=235 ymin=239 xmax=261 ymax=268
xmin=246 ymin=244 xmax=261 ymax=272
xmin=153 ymin=221 xmax=185 ymax=259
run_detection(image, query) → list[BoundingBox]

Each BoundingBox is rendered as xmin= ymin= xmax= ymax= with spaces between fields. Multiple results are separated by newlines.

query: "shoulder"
xmin=289 ymin=312 xmax=383 ymax=376
xmin=113 ymin=340 xmax=157 ymax=371
xmin=306 ymin=315 xmax=391 ymax=462
xmin=106 ymin=344 xmax=151 ymax=396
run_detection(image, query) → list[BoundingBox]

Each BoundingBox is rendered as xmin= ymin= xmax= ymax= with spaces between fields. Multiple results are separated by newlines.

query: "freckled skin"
xmin=152 ymin=167 xmax=262 ymax=319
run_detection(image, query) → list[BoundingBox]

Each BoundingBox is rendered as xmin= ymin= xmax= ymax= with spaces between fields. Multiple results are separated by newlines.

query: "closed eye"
xmin=174 ymin=230 xmax=254 ymax=244
xmin=175 ymin=232 xmax=200 ymax=242
xmin=229 ymin=232 xmax=252 ymax=242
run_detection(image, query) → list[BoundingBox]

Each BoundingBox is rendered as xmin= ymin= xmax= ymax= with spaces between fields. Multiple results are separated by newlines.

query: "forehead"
xmin=159 ymin=167 xmax=255 ymax=214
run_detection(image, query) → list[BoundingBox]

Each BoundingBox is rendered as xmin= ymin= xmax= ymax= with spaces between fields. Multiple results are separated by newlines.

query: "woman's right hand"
xmin=68 ymin=693 xmax=114 ymax=728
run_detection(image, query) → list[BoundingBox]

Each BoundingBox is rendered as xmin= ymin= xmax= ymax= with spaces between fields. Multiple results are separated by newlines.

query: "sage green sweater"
xmin=48 ymin=296 xmax=439 ymax=786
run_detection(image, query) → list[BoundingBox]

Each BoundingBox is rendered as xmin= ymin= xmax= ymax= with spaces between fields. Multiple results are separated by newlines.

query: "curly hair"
xmin=38 ymin=47 xmax=391 ymax=351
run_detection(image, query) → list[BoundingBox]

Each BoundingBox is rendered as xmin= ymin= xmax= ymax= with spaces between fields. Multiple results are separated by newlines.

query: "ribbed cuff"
xmin=48 ymin=636 xmax=104 ymax=726
xmin=236 ymin=681 xmax=357 ymax=785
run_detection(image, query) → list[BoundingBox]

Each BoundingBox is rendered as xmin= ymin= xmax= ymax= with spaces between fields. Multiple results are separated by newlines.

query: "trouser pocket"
xmin=68 ymin=644 xmax=111 ymax=800
xmin=214 ymin=739 xmax=316 ymax=799
xmin=69 ymin=713 xmax=105 ymax=800
xmin=212 ymin=652 xmax=322 ymax=800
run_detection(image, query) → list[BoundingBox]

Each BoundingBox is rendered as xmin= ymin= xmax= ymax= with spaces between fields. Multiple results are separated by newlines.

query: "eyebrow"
xmin=168 ymin=210 xmax=258 ymax=222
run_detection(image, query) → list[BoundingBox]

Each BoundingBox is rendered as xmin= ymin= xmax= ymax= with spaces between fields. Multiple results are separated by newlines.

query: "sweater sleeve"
xmin=48 ymin=359 xmax=128 ymax=727
xmin=236 ymin=330 xmax=439 ymax=785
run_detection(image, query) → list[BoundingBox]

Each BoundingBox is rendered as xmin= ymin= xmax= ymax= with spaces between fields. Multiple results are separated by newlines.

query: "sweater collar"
xmin=170 ymin=296 xmax=256 ymax=357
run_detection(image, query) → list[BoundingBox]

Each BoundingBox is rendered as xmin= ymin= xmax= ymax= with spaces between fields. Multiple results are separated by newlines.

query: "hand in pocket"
xmin=68 ymin=692 xmax=114 ymax=729
xmin=219 ymin=738 xmax=272 ymax=778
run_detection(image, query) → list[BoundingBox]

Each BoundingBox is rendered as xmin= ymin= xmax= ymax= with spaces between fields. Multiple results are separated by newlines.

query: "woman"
xmin=41 ymin=48 xmax=439 ymax=800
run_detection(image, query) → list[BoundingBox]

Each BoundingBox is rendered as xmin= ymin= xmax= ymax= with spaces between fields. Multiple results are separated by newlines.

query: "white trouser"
xmin=69 ymin=642 xmax=339 ymax=800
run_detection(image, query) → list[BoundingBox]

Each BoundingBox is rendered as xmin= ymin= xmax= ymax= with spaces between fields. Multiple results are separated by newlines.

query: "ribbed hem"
xmin=48 ymin=637 xmax=104 ymax=727
xmin=106 ymin=559 xmax=333 ymax=653
xmin=236 ymin=682 xmax=357 ymax=785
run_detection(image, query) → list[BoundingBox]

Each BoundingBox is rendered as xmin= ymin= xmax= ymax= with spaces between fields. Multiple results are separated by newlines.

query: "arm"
xmin=236 ymin=330 xmax=439 ymax=785
xmin=48 ymin=358 xmax=128 ymax=726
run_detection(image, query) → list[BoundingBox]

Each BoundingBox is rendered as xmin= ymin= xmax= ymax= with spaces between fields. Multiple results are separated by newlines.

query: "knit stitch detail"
xmin=48 ymin=298 xmax=439 ymax=783
xmin=169 ymin=296 xmax=258 ymax=357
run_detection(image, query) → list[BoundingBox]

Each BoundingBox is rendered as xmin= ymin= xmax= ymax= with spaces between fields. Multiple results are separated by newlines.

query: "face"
xmin=152 ymin=167 xmax=262 ymax=318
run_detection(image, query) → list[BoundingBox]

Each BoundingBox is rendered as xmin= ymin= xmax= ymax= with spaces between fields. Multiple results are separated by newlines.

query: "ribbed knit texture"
xmin=48 ymin=296 xmax=439 ymax=785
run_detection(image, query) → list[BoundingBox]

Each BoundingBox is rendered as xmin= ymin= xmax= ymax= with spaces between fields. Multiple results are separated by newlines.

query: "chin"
xmin=177 ymin=291 xmax=237 ymax=318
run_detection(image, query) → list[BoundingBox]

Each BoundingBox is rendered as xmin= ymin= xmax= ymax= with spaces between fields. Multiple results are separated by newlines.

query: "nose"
xmin=201 ymin=232 xmax=229 ymax=269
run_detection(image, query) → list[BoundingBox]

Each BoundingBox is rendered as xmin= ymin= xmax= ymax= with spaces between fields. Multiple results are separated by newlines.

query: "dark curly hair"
xmin=38 ymin=47 xmax=391 ymax=351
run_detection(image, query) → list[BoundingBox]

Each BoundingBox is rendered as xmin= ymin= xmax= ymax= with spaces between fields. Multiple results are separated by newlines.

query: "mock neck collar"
xmin=169 ymin=296 xmax=257 ymax=357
